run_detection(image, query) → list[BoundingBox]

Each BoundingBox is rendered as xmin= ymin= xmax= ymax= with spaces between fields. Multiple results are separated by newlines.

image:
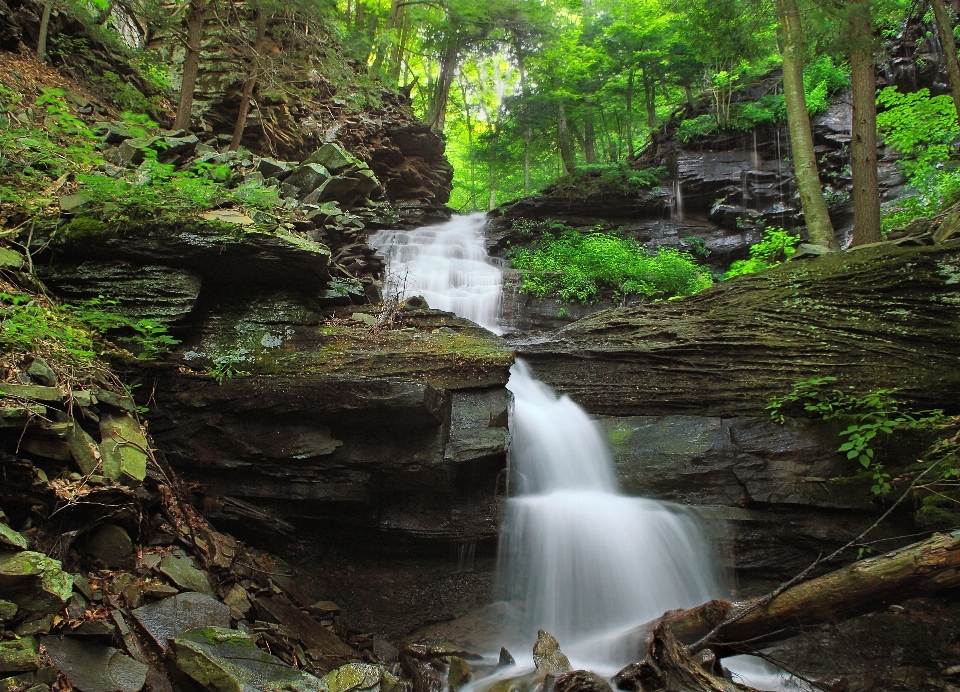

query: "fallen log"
xmin=666 ymin=529 xmax=960 ymax=652
xmin=618 ymin=530 xmax=960 ymax=691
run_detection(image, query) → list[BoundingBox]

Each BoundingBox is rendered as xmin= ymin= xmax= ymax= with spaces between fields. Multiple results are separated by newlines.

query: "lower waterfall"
xmin=374 ymin=214 xmax=794 ymax=690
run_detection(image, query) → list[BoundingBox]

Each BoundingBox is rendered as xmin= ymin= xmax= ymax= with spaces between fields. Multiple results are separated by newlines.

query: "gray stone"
xmin=304 ymin=176 xmax=359 ymax=205
xmin=98 ymin=412 xmax=147 ymax=486
xmin=257 ymin=158 xmax=294 ymax=180
xmin=132 ymin=592 xmax=229 ymax=649
xmin=532 ymin=630 xmax=571 ymax=675
xmin=171 ymin=627 xmax=328 ymax=692
xmin=286 ymin=164 xmax=331 ymax=196
xmin=85 ymin=525 xmax=135 ymax=570
xmin=348 ymin=168 xmax=380 ymax=198
xmin=303 ymin=143 xmax=355 ymax=174
xmin=160 ymin=135 xmax=199 ymax=161
xmin=58 ymin=194 xmax=92 ymax=213
xmin=0 ymin=248 xmax=24 ymax=269
xmin=321 ymin=663 xmax=397 ymax=692
xmin=157 ymin=555 xmax=214 ymax=597
xmin=118 ymin=137 xmax=159 ymax=166
xmin=0 ymin=637 xmax=40 ymax=673
xmin=0 ymin=384 xmax=63 ymax=402
xmin=43 ymin=636 xmax=147 ymax=692
xmin=0 ymin=524 xmax=29 ymax=550
xmin=26 ymin=358 xmax=57 ymax=387
xmin=222 ymin=584 xmax=251 ymax=618
xmin=0 ymin=551 xmax=73 ymax=613
xmin=66 ymin=421 xmax=102 ymax=476
xmin=44 ymin=262 xmax=202 ymax=325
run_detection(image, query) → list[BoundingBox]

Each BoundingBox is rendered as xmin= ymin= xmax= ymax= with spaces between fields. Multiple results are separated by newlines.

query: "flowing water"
xmin=369 ymin=213 xmax=503 ymax=334
xmin=375 ymin=214 xmax=795 ymax=689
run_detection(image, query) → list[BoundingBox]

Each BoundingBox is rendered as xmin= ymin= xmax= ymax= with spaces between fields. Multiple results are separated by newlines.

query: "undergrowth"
xmin=724 ymin=227 xmax=801 ymax=278
xmin=552 ymin=164 xmax=666 ymax=199
xmin=508 ymin=224 xmax=712 ymax=303
xmin=767 ymin=377 xmax=958 ymax=506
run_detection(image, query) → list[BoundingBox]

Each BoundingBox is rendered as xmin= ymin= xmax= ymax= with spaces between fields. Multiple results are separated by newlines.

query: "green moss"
xmin=61 ymin=216 xmax=111 ymax=239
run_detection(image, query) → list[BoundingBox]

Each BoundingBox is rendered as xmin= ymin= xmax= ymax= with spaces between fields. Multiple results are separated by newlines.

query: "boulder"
xmin=26 ymin=358 xmax=57 ymax=387
xmin=44 ymin=636 xmax=147 ymax=692
xmin=117 ymin=137 xmax=158 ymax=166
xmin=171 ymin=627 xmax=328 ymax=692
xmin=304 ymin=176 xmax=359 ymax=205
xmin=321 ymin=663 xmax=394 ymax=692
xmin=84 ymin=525 xmax=135 ymax=570
xmin=256 ymin=158 xmax=294 ymax=180
xmin=0 ymin=524 xmax=29 ymax=550
xmin=0 ymin=551 xmax=73 ymax=613
xmin=447 ymin=657 xmax=472 ymax=691
xmin=132 ymin=592 xmax=230 ymax=649
xmin=286 ymin=164 xmax=332 ymax=196
xmin=0 ymin=248 xmax=24 ymax=270
xmin=532 ymin=631 xmax=571 ymax=675
xmin=98 ymin=412 xmax=148 ymax=486
xmin=0 ymin=637 xmax=40 ymax=673
xmin=303 ymin=143 xmax=355 ymax=174
xmin=65 ymin=421 xmax=103 ymax=476
xmin=157 ymin=555 xmax=214 ymax=597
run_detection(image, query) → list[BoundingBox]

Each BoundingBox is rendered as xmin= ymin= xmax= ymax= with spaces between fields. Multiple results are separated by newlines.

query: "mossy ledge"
xmin=518 ymin=241 xmax=960 ymax=417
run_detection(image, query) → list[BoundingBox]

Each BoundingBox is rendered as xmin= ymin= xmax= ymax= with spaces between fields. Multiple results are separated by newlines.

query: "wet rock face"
xmin=144 ymin=302 xmax=512 ymax=550
xmin=593 ymin=415 xmax=903 ymax=580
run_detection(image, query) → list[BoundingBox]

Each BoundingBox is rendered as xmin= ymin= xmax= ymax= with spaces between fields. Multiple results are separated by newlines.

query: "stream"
xmin=372 ymin=217 xmax=803 ymax=692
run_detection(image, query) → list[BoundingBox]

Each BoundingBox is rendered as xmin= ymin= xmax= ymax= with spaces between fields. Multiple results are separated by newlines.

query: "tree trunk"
xmin=229 ymin=11 xmax=268 ymax=152
xmin=642 ymin=67 xmax=656 ymax=128
xmin=37 ymin=2 xmax=53 ymax=63
xmin=427 ymin=38 xmax=459 ymax=131
xmin=930 ymin=0 xmax=960 ymax=123
xmin=388 ymin=9 xmax=410 ymax=82
xmin=848 ymin=0 xmax=881 ymax=246
xmin=659 ymin=530 xmax=960 ymax=652
xmin=777 ymin=0 xmax=838 ymax=249
xmin=558 ymin=102 xmax=577 ymax=174
xmin=515 ymin=241 xmax=960 ymax=417
xmin=625 ymin=69 xmax=635 ymax=158
xmin=583 ymin=101 xmax=598 ymax=164
xmin=173 ymin=0 xmax=207 ymax=132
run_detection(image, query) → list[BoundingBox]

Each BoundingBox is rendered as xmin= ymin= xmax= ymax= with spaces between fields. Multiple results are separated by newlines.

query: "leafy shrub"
xmin=724 ymin=227 xmax=800 ymax=278
xmin=876 ymin=87 xmax=960 ymax=231
xmin=0 ymin=292 xmax=179 ymax=365
xmin=509 ymin=227 xmax=712 ymax=303
xmin=677 ymin=114 xmax=719 ymax=143
xmin=552 ymin=164 xmax=665 ymax=198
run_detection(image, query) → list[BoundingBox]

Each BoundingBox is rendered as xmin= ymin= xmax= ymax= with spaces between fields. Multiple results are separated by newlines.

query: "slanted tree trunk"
xmin=229 ymin=10 xmax=268 ymax=152
xmin=558 ymin=102 xmax=577 ymax=174
xmin=848 ymin=0 xmax=881 ymax=246
xmin=642 ymin=67 xmax=656 ymax=128
xmin=173 ymin=0 xmax=208 ymax=132
xmin=930 ymin=0 xmax=960 ymax=123
xmin=37 ymin=2 xmax=53 ymax=63
xmin=659 ymin=530 xmax=960 ymax=652
xmin=776 ymin=0 xmax=838 ymax=249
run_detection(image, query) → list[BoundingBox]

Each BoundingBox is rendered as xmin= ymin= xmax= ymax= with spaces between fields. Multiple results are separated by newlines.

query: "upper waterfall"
xmin=370 ymin=213 xmax=503 ymax=334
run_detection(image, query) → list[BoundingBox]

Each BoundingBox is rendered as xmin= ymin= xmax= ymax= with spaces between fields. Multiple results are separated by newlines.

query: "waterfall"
xmin=369 ymin=213 xmax=503 ymax=334
xmin=374 ymin=214 xmax=785 ymax=687
xmin=497 ymin=360 xmax=723 ymax=671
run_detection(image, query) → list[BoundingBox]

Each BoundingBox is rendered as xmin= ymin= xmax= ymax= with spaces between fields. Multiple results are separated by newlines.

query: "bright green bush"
xmin=509 ymin=228 xmax=712 ymax=303
xmin=876 ymin=87 xmax=960 ymax=231
xmin=724 ymin=227 xmax=800 ymax=278
xmin=553 ymin=164 xmax=665 ymax=198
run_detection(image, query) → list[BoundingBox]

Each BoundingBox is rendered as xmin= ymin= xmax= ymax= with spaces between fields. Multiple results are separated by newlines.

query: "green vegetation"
xmin=0 ymin=291 xmax=179 ymax=366
xmin=509 ymin=225 xmax=712 ymax=303
xmin=205 ymin=350 xmax=252 ymax=385
xmin=877 ymin=87 xmax=960 ymax=232
xmin=551 ymin=165 xmax=666 ymax=198
xmin=724 ymin=227 xmax=801 ymax=278
xmin=768 ymin=377 xmax=957 ymax=498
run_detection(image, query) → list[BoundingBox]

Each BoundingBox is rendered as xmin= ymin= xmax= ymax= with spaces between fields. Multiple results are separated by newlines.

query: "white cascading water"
xmin=369 ymin=213 xmax=503 ymax=334
xmin=497 ymin=360 xmax=723 ymax=671
xmin=374 ymin=214 xmax=788 ymax=688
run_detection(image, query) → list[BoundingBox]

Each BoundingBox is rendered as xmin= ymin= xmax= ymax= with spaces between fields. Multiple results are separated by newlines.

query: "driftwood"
xmin=623 ymin=530 xmax=960 ymax=691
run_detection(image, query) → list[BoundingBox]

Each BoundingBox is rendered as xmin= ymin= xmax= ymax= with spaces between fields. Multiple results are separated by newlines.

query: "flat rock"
xmin=201 ymin=210 xmax=254 ymax=226
xmin=43 ymin=636 xmax=147 ymax=692
xmin=286 ymin=164 xmax=332 ymax=195
xmin=0 ymin=384 xmax=63 ymax=403
xmin=84 ymin=525 xmax=135 ymax=570
xmin=0 ymin=551 xmax=72 ymax=613
xmin=172 ymin=627 xmax=328 ymax=692
xmin=157 ymin=555 xmax=214 ymax=596
xmin=132 ymin=591 xmax=229 ymax=649
xmin=255 ymin=593 xmax=354 ymax=656
xmin=303 ymin=143 xmax=354 ymax=174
